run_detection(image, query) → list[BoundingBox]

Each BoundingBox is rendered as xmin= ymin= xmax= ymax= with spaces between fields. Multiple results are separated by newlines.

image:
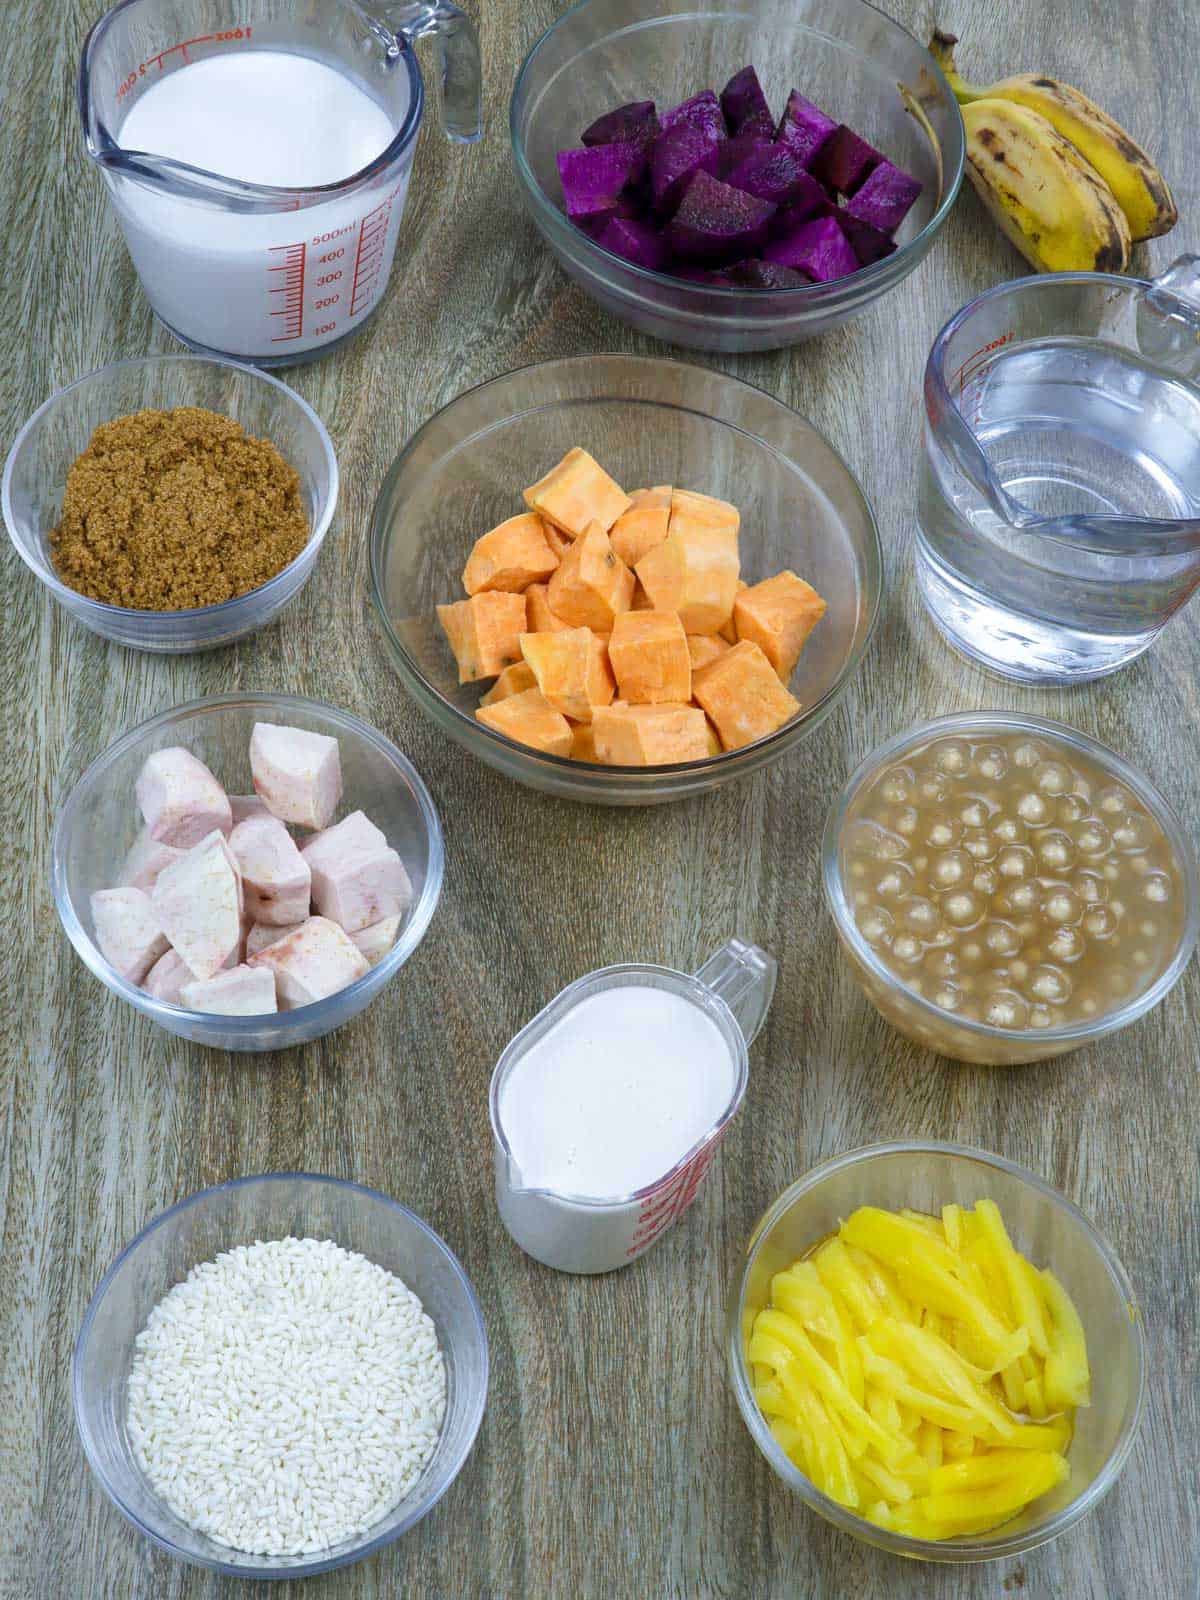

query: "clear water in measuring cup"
xmin=110 ymin=50 xmax=409 ymax=361
xmin=917 ymin=269 xmax=1200 ymax=683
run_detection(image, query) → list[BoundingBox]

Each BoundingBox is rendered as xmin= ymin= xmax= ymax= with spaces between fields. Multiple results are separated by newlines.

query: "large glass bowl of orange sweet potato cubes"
xmin=728 ymin=1143 xmax=1146 ymax=1562
xmin=369 ymin=355 xmax=881 ymax=803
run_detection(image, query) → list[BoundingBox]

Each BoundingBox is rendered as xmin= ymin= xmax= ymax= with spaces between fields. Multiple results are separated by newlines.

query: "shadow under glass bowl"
xmin=3 ymin=355 xmax=337 ymax=651
xmin=369 ymin=353 xmax=881 ymax=805
xmin=510 ymin=0 xmax=965 ymax=352
xmin=74 ymin=1173 xmax=489 ymax=1579
xmin=728 ymin=1142 xmax=1146 ymax=1563
xmin=51 ymin=693 xmax=444 ymax=1051
xmin=821 ymin=711 xmax=1200 ymax=1065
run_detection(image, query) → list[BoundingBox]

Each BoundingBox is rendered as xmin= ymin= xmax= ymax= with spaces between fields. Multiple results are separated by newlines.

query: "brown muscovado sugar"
xmin=49 ymin=406 xmax=310 ymax=610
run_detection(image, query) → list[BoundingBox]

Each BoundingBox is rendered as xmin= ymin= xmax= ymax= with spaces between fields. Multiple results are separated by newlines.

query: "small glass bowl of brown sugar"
xmin=3 ymin=355 xmax=337 ymax=652
xmin=822 ymin=712 xmax=1199 ymax=1065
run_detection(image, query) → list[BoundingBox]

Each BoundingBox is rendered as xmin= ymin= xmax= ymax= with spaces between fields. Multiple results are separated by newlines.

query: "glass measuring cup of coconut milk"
xmin=490 ymin=939 xmax=777 ymax=1275
xmin=79 ymin=0 xmax=482 ymax=364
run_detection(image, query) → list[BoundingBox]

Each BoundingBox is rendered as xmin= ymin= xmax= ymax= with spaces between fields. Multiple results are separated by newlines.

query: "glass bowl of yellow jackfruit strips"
xmin=727 ymin=1143 xmax=1145 ymax=1562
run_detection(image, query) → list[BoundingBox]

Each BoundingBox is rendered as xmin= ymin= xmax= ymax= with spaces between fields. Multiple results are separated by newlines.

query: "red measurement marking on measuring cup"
xmin=625 ymin=1141 xmax=720 ymax=1257
xmin=115 ymin=27 xmax=253 ymax=101
xmin=349 ymin=191 xmax=398 ymax=316
xmin=953 ymin=329 xmax=1016 ymax=426
xmin=269 ymin=243 xmax=307 ymax=342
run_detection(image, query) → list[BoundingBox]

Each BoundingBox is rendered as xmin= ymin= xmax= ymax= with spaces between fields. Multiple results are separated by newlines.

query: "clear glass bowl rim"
xmin=72 ymin=1170 xmax=489 ymax=1578
xmin=368 ymin=352 xmax=883 ymax=782
xmin=51 ymin=691 xmax=445 ymax=1032
xmin=2 ymin=354 xmax=340 ymax=622
xmin=726 ymin=1138 xmax=1147 ymax=1562
xmin=488 ymin=960 xmax=749 ymax=1208
xmin=821 ymin=710 xmax=1200 ymax=1048
xmin=508 ymin=0 xmax=966 ymax=300
xmin=79 ymin=0 xmax=425 ymax=204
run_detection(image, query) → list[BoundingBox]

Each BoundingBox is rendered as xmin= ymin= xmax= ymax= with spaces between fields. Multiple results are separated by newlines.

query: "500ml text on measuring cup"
xmin=80 ymin=0 xmax=482 ymax=365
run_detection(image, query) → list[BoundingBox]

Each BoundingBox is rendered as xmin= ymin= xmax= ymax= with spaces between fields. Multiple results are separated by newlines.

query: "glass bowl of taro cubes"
xmin=510 ymin=0 xmax=965 ymax=351
xmin=369 ymin=354 xmax=881 ymax=805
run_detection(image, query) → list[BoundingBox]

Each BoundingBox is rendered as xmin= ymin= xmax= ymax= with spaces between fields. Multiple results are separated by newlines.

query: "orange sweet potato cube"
xmin=631 ymin=580 xmax=654 ymax=611
xmin=526 ymin=582 xmax=571 ymax=633
xmin=610 ymin=486 xmax=672 ymax=570
xmin=635 ymin=522 xmax=739 ymax=635
xmin=476 ymin=688 xmax=572 ymax=756
xmin=542 ymin=520 xmax=573 ymax=561
xmin=692 ymin=640 xmax=801 ymax=751
xmin=701 ymin=715 xmax=723 ymax=756
xmin=520 ymin=628 xmax=615 ymax=723
xmin=437 ymin=592 xmax=528 ymax=682
xmin=720 ymin=580 xmax=747 ymax=643
xmin=547 ymin=521 xmax=635 ymax=631
xmin=668 ymin=488 xmax=740 ymax=543
xmin=571 ymin=723 xmax=601 ymax=763
xmin=462 ymin=512 xmax=559 ymax=596
xmin=592 ymin=702 xmax=711 ymax=766
xmin=733 ymin=570 xmax=828 ymax=680
xmin=479 ymin=660 xmax=537 ymax=706
xmin=608 ymin=611 xmax=691 ymax=705
xmin=687 ymin=633 xmax=730 ymax=672
xmin=523 ymin=448 xmax=632 ymax=538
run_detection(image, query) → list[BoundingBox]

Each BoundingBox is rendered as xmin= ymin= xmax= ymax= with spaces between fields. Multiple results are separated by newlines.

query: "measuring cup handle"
xmin=694 ymin=939 xmax=777 ymax=1048
xmin=386 ymin=1 xmax=483 ymax=144
xmin=1139 ymin=254 xmax=1200 ymax=382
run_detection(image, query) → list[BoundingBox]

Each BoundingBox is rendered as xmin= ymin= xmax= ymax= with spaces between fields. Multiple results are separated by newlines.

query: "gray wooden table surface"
xmin=3 ymin=0 xmax=1197 ymax=1595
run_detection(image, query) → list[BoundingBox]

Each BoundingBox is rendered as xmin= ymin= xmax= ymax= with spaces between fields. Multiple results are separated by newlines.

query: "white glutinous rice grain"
xmin=125 ymin=1236 xmax=447 ymax=1557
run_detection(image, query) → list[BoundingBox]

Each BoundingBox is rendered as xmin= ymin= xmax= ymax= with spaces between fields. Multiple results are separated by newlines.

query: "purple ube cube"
xmin=649 ymin=119 xmax=723 ymax=214
xmin=723 ymin=143 xmax=815 ymax=207
xmin=775 ymin=90 xmax=838 ymax=168
xmin=720 ymin=67 xmax=774 ymax=138
xmin=593 ymin=214 xmax=671 ymax=271
xmin=726 ymin=257 xmax=810 ymax=288
xmin=659 ymin=90 xmax=727 ymax=144
xmin=771 ymin=178 xmax=837 ymax=235
xmin=814 ymin=125 xmax=883 ymax=196
xmin=582 ymin=101 xmax=659 ymax=152
xmin=764 ymin=213 xmax=859 ymax=282
xmin=664 ymin=168 xmax=777 ymax=262
xmin=557 ymin=142 xmax=645 ymax=219
xmin=835 ymin=211 xmax=898 ymax=266
xmin=845 ymin=159 xmax=923 ymax=233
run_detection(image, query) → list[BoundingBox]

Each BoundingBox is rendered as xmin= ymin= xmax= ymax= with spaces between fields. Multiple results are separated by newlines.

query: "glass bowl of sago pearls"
xmin=73 ymin=1173 xmax=488 ymax=1577
xmin=822 ymin=712 xmax=1198 ymax=1065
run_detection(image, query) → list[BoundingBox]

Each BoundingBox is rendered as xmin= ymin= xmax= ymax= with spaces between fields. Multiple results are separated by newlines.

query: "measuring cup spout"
xmin=1138 ymin=254 xmax=1200 ymax=383
xmin=693 ymin=939 xmax=777 ymax=1048
xmin=359 ymin=0 xmax=483 ymax=143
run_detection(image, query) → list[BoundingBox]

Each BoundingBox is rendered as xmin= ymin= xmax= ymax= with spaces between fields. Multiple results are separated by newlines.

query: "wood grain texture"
xmin=2 ymin=0 xmax=1198 ymax=1596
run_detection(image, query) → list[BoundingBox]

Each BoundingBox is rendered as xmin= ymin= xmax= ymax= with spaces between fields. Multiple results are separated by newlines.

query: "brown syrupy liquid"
xmin=841 ymin=730 xmax=1185 ymax=1032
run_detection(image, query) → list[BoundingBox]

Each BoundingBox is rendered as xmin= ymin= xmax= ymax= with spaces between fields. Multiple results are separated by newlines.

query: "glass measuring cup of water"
xmin=490 ymin=939 xmax=777 ymax=1275
xmin=80 ymin=0 xmax=482 ymax=365
xmin=917 ymin=258 xmax=1200 ymax=682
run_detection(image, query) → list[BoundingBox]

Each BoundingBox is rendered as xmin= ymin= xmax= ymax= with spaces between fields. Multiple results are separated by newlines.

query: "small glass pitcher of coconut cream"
xmin=490 ymin=939 xmax=777 ymax=1275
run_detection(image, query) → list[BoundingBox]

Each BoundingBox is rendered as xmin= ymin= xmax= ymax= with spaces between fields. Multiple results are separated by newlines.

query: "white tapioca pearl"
xmin=933 ymin=983 xmax=963 ymax=1012
xmin=1029 ymin=1005 xmax=1053 ymax=1028
xmin=1098 ymin=786 xmax=1130 ymax=816
xmin=892 ymin=935 xmax=922 ymax=965
xmin=1037 ymin=831 xmax=1076 ymax=871
xmin=1042 ymin=889 xmax=1081 ymax=925
xmin=932 ymin=740 xmax=971 ymax=777
xmin=1108 ymin=970 xmax=1131 ymax=996
xmin=876 ymin=867 xmax=912 ymax=899
xmin=975 ymin=747 xmax=1009 ymax=781
xmin=904 ymin=898 xmax=941 ymax=933
xmin=960 ymin=800 xmax=989 ymax=828
xmin=859 ymin=906 xmax=893 ymax=944
xmin=918 ymin=772 xmax=949 ymax=805
xmin=1017 ymin=922 xmax=1037 ymax=942
xmin=1143 ymin=872 xmax=1171 ymax=903
xmin=924 ymin=949 xmax=958 ymax=979
xmin=944 ymin=892 xmax=980 ymax=926
xmin=961 ymin=942 xmax=983 ymax=965
xmin=997 ymin=846 xmax=1035 ymax=879
xmin=1008 ymin=959 xmax=1030 ymax=983
xmin=1112 ymin=815 xmax=1154 ymax=853
xmin=984 ymin=921 xmax=1021 ymax=957
xmin=1074 ymin=870 xmax=1107 ymax=904
xmin=984 ymin=990 xmax=1029 ymax=1029
xmin=1047 ymin=927 xmax=1084 ymax=963
xmin=1127 ymin=854 xmax=1150 ymax=876
xmin=992 ymin=816 xmax=1026 ymax=845
xmin=1111 ymin=899 xmax=1125 ymax=918
xmin=1013 ymin=740 xmax=1043 ymax=769
xmin=1140 ymin=920 xmax=1158 ymax=938
xmin=927 ymin=816 xmax=962 ymax=849
xmin=931 ymin=850 xmax=970 ymax=889
xmin=851 ymin=862 xmax=867 ymax=880
xmin=880 ymin=766 xmax=914 ymax=804
xmin=1057 ymin=793 xmax=1088 ymax=825
xmin=1034 ymin=760 xmax=1071 ymax=796
xmin=1104 ymin=864 xmax=1119 ymax=881
xmin=893 ymin=807 xmax=919 ymax=836
xmin=973 ymin=869 xmax=998 ymax=897
xmin=1079 ymin=995 xmax=1099 ymax=1016
xmin=1017 ymin=792 xmax=1049 ymax=824
xmin=1008 ymin=881 xmax=1038 ymax=912
xmin=1027 ymin=965 xmax=1071 ymax=1004
xmin=1075 ymin=821 xmax=1111 ymax=856
xmin=1131 ymin=949 xmax=1151 ymax=968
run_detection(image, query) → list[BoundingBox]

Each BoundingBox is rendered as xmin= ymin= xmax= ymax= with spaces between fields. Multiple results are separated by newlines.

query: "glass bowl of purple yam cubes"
xmin=51 ymin=693 xmax=444 ymax=1052
xmin=510 ymin=0 xmax=965 ymax=351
